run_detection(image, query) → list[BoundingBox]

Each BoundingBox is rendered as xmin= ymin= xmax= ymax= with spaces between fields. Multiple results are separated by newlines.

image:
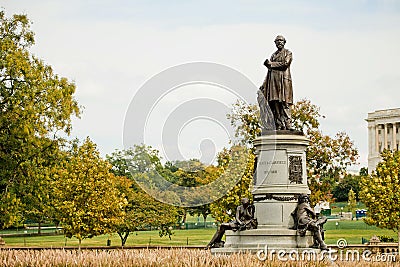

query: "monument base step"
xmin=216 ymin=228 xmax=316 ymax=252
xmin=211 ymin=246 xmax=324 ymax=258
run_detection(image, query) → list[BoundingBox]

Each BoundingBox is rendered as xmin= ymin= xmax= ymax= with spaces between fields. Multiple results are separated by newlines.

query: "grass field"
xmin=324 ymin=220 xmax=397 ymax=245
xmin=2 ymin=220 xmax=397 ymax=247
xmin=3 ymin=249 xmax=398 ymax=267
xmin=330 ymin=201 xmax=366 ymax=214
xmin=2 ymin=228 xmax=215 ymax=247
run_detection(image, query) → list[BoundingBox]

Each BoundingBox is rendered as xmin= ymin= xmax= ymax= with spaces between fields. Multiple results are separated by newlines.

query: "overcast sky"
xmin=2 ymin=0 xmax=400 ymax=169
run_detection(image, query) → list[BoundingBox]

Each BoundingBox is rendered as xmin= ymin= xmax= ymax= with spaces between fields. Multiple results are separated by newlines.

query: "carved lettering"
xmin=259 ymin=160 xmax=287 ymax=165
xmin=264 ymin=170 xmax=278 ymax=175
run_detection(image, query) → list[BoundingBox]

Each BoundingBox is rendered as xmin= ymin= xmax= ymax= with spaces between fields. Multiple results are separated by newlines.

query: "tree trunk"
xmin=182 ymin=211 xmax=187 ymax=229
xmin=203 ymin=214 xmax=207 ymax=228
xmin=118 ymin=231 xmax=130 ymax=247
xmin=38 ymin=221 xmax=41 ymax=235
xmin=122 ymin=233 xmax=129 ymax=247
xmin=78 ymin=239 xmax=82 ymax=250
xmin=182 ymin=211 xmax=187 ymax=224
xmin=55 ymin=221 xmax=61 ymax=234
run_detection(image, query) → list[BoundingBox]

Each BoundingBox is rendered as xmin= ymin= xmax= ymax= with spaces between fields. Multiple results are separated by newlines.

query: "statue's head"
xmin=298 ymin=194 xmax=310 ymax=204
xmin=241 ymin=198 xmax=250 ymax=206
xmin=274 ymin=35 xmax=286 ymax=49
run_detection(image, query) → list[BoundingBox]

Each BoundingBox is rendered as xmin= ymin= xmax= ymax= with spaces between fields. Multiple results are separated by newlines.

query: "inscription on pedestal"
xmin=289 ymin=155 xmax=303 ymax=184
xmin=256 ymin=150 xmax=288 ymax=185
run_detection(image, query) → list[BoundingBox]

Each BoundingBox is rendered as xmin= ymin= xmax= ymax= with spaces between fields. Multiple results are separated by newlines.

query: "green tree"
xmin=107 ymin=147 xmax=181 ymax=245
xmin=51 ymin=138 xmax=126 ymax=246
xmin=332 ymin=174 xmax=361 ymax=202
xmin=18 ymin=161 xmax=53 ymax=234
xmin=168 ymin=160 xmax=205 ymax=187
xmin=117 ymin=144 xmax=176 ymax=194
xmin=164 ymin=159 xmax=216 ymax=225
xmin=347 ymin=188 xmax=356 ymax=213
xmin=112 ymin=176 xmax=179 ymax=246
xmin=122 ymin=144 xmax=163 ymax=175
xmin=359 ymin=167 xmax=368 ymax=176
xmin=0 ymin=11 xmax=79 ymax=228
xmin=112 ymin=145 xmax=226 ymax=209
xmin=360 ymin=150 xmax=400 ymax=252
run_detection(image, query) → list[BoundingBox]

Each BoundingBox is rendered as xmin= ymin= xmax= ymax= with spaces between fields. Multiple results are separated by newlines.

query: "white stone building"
xmin=366 ymin=108 xmax=400 ymax=173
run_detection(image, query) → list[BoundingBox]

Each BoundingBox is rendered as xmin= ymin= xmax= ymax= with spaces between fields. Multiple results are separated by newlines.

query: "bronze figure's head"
xmin=298 ymin=194 xmax=310 ymax=204
xmin=274 ymin=35 xmax=286 ymax=49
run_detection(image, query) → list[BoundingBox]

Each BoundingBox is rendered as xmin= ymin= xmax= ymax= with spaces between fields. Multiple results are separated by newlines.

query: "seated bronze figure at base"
xmin=291 ymin=194 xmax=328 ymax=250
xmin=206 ymin=198 xmax=257 ymax=249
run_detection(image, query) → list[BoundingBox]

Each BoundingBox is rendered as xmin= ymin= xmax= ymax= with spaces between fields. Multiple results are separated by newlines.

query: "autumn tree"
xmin=51 ymin=138 xmax=126 ymax=246
xmin=227 ymin=99 xmax=358 ymax=204
xmin=227 ymin=101 xmax=261 ymax=146
xmin=306 ymin=130 xmax=358 ymax=179
xmin=292 ymin=100 xmax=358 ymax=179
xmin=0 ymin=11 xmax=80 ymax=228
xmin=307 ymin=176 xmax=335 ymax=206
xmin=210 ymin=146 xmax=254 ymax=223
xmin=360 ymin=150 xmax=400 ymax=252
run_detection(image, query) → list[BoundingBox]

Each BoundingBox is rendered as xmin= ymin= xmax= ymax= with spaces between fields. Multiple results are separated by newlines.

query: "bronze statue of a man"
xmin=292 ymin=194 xmax=328 ymax=250
xmin=260 ymin=35 xmax=293 ymax=131
xmin=205 ymin=198 xmax=257 ymax=249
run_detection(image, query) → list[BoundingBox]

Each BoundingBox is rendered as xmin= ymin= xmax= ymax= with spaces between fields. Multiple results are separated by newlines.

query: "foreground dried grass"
xmin=0 ymin=248 xmax=398 ymax=267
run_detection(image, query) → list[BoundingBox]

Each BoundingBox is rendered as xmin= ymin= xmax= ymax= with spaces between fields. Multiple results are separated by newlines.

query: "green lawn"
xmin=2 ymin=220 xmax=397 ymax=247
xmin=330 ymin=201 xmax=366 ymax=214
xmin=324 ymin=220 xmax=397 ymax=245
xmin=2 ymin=228 xmax=216 ymax=247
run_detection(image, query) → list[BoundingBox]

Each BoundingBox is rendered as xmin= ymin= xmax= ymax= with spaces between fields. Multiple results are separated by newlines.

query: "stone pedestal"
xmin=212 ymin=132 xmax=313 ymax=254
xmin=252 ymin=133 xmax=310 ymax=229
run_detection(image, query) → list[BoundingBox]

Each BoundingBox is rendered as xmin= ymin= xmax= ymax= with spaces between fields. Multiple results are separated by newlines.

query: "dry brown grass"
xmin=0 ymin=248 xmax=398 ymax=267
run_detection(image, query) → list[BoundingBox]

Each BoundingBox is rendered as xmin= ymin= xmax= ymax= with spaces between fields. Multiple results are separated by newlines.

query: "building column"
xmin=375 ymin=124 xmax=379 ymax=153
xmin=384 ymin=123 xmax=388 ymax=150
xmin=394 ymin=123 xmax=398 ymax=151
xmin=368 ymin=126 xmax=374 ymax=155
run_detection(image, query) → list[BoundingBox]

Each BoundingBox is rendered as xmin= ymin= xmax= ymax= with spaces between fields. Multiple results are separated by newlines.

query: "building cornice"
xmin=366 ymin=108 xmax=400 ymax=122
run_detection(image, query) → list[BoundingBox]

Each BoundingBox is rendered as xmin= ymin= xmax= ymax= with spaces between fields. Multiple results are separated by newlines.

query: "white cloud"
xmin=1 ymin=1 xmax=400 ymax=169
